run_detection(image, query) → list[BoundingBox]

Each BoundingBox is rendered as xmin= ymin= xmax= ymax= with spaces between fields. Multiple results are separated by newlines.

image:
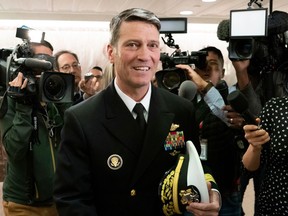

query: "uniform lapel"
xmin=102 ymin=84 xmax=141 ymax=154
xmin=102 ymin=84 xmax=176 ymax=184
xmin=130 ymin=87 xmax=175 ymax=184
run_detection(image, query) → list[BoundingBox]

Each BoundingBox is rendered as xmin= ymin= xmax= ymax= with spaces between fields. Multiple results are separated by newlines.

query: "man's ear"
xmin=107 ymin=44 xmax=114 ymax=63
xmin=222 ymin=68 xmax=225 ymax=78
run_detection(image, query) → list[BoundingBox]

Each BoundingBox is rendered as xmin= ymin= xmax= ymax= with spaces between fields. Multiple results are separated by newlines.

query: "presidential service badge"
xmin=158 ymin=141 xmax=209 ymax=216
xmin=107 ymin=154 xmax=123 ymax=170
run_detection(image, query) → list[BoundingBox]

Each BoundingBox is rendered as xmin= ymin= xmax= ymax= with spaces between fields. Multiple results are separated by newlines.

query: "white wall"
xmin=0 ymin=20 xmax=237 ymax=85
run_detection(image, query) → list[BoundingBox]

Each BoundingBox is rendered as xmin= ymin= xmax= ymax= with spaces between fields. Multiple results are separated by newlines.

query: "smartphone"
xmin=84 ymin=72 xmax=94 ymax=81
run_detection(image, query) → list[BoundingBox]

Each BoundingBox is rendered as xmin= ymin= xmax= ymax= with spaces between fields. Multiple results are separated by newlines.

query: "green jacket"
xmin=0 ymin=97 xmax=70 ymax=206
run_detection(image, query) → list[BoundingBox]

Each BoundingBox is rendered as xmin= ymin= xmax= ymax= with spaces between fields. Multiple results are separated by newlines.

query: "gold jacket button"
xmin=130 ymin=189 xmax=136 ymax=196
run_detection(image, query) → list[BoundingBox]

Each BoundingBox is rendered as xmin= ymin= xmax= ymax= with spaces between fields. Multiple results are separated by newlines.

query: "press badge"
xmin=199 ymin=138 xmax=208 ymax=161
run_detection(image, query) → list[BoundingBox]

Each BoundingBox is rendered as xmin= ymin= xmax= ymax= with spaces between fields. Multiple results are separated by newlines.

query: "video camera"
xmin=217 ymin=0 xmax=288 ymax=103
xmin=228 ymin=7 xmax=268 ymax=61
xmin=157 ymin=50 xmax=207 ymax=94
xmin=218 ymin=0 xmax=288 ymax=66
xmin=0 ymin=27 xmax=74 ymax=103
xmin=156 ymin=18 xmax=208 ymax=94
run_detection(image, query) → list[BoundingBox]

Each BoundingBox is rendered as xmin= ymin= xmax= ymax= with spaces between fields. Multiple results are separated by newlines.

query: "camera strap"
xmin=25 ymin=100 xmax=41 ymax=202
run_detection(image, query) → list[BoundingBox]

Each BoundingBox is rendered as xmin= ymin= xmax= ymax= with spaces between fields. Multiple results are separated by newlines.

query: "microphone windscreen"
xmin=215 ymin=80 xmax=229 ymax=104
xmin=217 ymin=19 xmax=230 ymax=42
xmin=227 ymin=90 xmax=248 ymax=113
xmin=24 ymin=58 xmax=53 ymax=70
xmin=178 ymin=80 xmax=198 ymax=101
xmin=227 ymin=90 xmax=257 ymax=125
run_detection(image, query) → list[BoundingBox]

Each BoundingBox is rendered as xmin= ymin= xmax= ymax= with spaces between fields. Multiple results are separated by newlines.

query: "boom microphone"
xmin=17 ymin=58 xmax=53 ymax=70
xmin=227 ymin=90 xmax=257 ymax=125
xmin=217 ymin=19 xmax=230 ymax=42
xmin=178 ymin=80 xmax=198 ymax=101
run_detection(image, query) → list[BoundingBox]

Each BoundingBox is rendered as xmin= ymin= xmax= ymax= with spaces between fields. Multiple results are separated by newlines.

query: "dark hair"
xmin=31 ymin=40 xmax=54 ymax=52
xmin=109 ymin=8 xmax=161 ymax=46
xmin=54 ymin=50 xmax=79 ymax=70
xmin=92 ymin=66 xmax=103 ymax=71
xmin=199 ymin=46 xmax=224 ymax=67
xmin=41 ymin=40 xmax=54 ymax=51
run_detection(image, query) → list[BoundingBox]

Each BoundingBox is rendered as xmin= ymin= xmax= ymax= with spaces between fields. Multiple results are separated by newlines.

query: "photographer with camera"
xmin=54 ymin=50 xmax=103 ymax=104
xmin=216 ymin=6 xmax=288 ymax=215
xmin=54 ymin=50 xmax=83 ymax=104
xmin=176 ymin=46 xmax=262 ymax=216
xmin=224 ymin=59 xmax=263 ymax=216
xmin=0 ymin=40 xmax=71 ymax=216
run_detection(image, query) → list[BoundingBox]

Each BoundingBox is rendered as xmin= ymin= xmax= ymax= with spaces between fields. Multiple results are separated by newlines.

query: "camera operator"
xmin=176 ymin=46 xmax=262 ymax=216
xmin=54 ymin=50 xmax=103 ymax=104
xmin=228 ymin=59 xmax=264 ymax=216
xmin=0 ymin=40 xmax=70 ymax=216
xmin=176 ymin=47 xmax=229 ymax=124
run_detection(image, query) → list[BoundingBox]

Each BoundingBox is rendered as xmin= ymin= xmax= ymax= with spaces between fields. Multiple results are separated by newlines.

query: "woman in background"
xmin=242 ymin=96 xmax=288 ymax=215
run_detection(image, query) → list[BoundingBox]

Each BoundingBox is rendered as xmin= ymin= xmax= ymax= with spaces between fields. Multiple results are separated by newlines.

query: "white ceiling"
xmin=0 ymin=0 xmax=288 ymax=24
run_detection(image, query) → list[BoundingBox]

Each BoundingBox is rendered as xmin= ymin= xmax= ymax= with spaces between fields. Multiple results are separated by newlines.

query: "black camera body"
xmin=228 ymin=8 xmax=269 ymax=61
xmin=220 ymin=2 xmax=288 ymax=103
xmin=156 ymin=51 xmax=207 ymax=94
xmin=0 ymin=27 xmax=74 ymax=103
xmin=39 ymin=72 xmax=74 ymax=103
xmin=227 ymin=7 xmax=288 ymax=67
xmin=160 ymin=51 xmax=207 ymax=71
xmin=155 ymin=18 xmax=208 ymax=94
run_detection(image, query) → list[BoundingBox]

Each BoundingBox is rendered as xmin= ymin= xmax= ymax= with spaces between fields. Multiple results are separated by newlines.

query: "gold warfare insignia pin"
xmin=170 ymin=149 xmax=181 ymax=156
xmin=107 ymin=154 xmax=123 ymax=170
xmin=170 ymin=123 xmax=180 ymax=131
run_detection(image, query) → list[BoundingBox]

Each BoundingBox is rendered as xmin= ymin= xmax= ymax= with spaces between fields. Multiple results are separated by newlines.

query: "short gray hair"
xmin=109 ymin=8 xmax=161 ymax=46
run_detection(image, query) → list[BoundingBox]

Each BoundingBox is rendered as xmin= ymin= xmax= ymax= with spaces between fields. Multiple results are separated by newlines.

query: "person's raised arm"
xmin=242 ymin=118 xmax=270 ymax=171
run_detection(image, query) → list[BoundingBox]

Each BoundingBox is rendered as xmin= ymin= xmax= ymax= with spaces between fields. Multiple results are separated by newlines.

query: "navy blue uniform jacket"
xmin=54 ymin=82 xmax=201 ymax=216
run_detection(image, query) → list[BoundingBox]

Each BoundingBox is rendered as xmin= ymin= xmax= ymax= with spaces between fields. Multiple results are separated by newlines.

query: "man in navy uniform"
xmin=54 ymin=8 xmax=221 ymax=216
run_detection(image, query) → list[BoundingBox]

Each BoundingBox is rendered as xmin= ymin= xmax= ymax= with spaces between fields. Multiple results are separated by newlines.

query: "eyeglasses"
xmin=60 ymin=62 xmax=80 ymax=72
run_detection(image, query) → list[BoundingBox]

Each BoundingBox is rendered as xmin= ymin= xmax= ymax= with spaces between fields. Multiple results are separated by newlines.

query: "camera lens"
xmin=234 ymin=39 xmax=253 ymax=58
xmin=43 ymin=74 xmax=66 ymax=101
xmin=162 ymin=71 xmax=181 ymax=90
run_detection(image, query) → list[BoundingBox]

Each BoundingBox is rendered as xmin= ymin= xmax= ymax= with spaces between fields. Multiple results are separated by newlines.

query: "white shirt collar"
xmin=114 ymin=78 xmax=151 ymax=120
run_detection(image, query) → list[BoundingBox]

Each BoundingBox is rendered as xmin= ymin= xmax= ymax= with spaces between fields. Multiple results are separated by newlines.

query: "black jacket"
xmin=54 ymin=83 xmax=204 ymax=216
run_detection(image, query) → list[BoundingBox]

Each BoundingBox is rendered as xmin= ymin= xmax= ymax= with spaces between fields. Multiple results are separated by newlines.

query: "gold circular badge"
xmin=107 ymin=154 xmax=123 ymax=170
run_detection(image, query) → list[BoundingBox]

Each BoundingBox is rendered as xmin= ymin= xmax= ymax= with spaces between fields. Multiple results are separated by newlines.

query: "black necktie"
xmin=133 ymin=103 xmax=146 ymax=134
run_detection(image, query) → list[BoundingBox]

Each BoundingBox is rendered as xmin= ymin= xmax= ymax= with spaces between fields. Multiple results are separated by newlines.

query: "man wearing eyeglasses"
xmin=54 ymin=50 xmax=102 ymax=104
